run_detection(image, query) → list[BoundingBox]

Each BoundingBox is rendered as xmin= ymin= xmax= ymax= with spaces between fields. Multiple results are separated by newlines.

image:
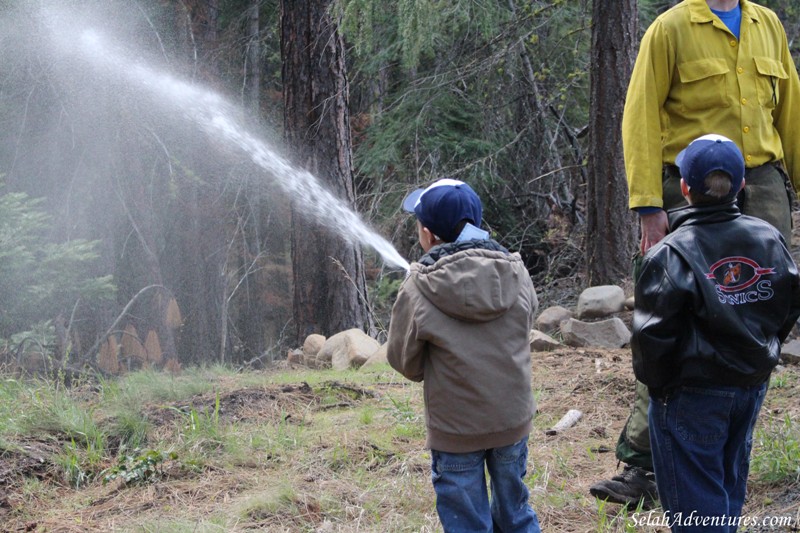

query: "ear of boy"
xmin=418 ymin=222 xmax=443 ymax=252
xmin=680 ymin=178 xmax=691 ymax=202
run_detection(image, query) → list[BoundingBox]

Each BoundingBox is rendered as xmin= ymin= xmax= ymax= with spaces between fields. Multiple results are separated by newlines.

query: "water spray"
xmin=62 ymin=23 xmax=410 ymax=271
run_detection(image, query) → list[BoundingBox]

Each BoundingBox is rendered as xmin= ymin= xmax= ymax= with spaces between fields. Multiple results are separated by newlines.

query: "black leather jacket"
xmin=632 ymin=201 xmax=800 ymax=398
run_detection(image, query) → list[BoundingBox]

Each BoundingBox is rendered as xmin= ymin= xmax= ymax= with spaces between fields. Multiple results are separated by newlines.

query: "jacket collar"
xmin=418 ymin=239 xmax=508 ymax=266
xmin=667 ymin=200 xmax=741 ymax=231
xmin=687 ymin=0 xmax=759 ymax=25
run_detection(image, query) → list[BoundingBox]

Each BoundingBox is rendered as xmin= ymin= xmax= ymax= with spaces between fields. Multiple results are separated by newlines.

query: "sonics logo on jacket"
xmin=706 ymin=256 xmax=776 ymax=305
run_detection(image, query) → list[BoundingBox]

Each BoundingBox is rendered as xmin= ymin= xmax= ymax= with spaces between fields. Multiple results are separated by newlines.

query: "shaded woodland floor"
xmin=1 ymin=344 xmax=798 ymax=532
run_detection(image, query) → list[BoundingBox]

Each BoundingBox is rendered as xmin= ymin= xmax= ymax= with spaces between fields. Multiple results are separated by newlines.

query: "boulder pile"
xmin=288 ymin=285 xmax=635 ymax=371
xmin=287 ymin=283 xmax=799 ymax=369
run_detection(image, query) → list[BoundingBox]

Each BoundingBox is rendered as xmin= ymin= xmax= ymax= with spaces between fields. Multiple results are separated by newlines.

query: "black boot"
xmin=589 ymin=464 xmax=659 ymax=509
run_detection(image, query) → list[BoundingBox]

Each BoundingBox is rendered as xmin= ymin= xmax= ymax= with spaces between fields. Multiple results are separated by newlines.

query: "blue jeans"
xmin=430 ymin=436 xmax=541 ymax=533
xmin=649 ymin=382 xmax=768 ymax=533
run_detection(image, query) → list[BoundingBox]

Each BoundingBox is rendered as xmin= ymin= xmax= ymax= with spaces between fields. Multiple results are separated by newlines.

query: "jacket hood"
xmin=409 ymin=241 xmax=526 ymax=323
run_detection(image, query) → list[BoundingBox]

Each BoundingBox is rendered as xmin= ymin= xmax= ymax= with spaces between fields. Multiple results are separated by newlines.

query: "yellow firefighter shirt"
xmin=623 ymin=0 xmax=800 ymax=209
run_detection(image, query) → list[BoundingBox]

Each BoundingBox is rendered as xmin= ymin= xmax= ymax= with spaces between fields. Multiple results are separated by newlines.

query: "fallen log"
xmin=546 ymin=409 xmax=583 ymax=435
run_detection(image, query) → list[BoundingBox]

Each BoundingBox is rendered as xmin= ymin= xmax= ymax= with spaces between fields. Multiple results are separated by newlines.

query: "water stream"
xmin=53 ymin=20 xmax=410 ymax=271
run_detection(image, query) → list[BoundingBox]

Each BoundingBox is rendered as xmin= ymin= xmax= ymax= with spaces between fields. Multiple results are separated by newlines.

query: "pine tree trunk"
xmin=281 ymin=0 xmax=373 ymax=343
xmin=245 ymin=0 xmax=260 ymax=111
xmin=586 ymin=0 xmax=638 ymax=285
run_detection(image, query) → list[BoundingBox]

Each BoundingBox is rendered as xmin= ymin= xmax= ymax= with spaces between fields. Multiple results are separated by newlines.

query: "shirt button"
xmin=741 ymin=98 xmax=747 ymax=105
xmin=746 ymin=154 xmax=753 ymax=161
xmin=743 ymin=126 xmax=750 ymax=133
xmin=730 ymin=40 xmax=737 ymax=47
xmin=737 ymin=67 xmax=744 ymax=74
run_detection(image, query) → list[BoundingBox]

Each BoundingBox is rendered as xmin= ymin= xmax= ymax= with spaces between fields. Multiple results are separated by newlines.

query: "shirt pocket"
xmin=677 ymin=57 xmax=730 ymax=111
xmin=753 ymin=56 xmax=788 ymax=109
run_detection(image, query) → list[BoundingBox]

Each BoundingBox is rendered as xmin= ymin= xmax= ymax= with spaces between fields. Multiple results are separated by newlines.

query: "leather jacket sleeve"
xmin=631 ymin=246 xmax=692 ymax=396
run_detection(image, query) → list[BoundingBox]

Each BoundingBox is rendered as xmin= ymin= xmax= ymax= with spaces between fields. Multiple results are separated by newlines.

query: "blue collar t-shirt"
xmin=711 ymin=4 xmax=742 ymax=40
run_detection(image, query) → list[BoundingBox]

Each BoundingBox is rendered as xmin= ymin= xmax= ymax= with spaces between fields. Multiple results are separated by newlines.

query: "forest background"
xmin=1 ymin=0 xmax=798 ymax=374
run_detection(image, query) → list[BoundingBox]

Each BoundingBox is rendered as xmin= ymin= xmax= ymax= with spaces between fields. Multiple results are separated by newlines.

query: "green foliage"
xmin=57 ymin=440 xmax=93 ymax=488
xmin=384 ymin=393 xmax=424 ymax=439
xmin=0 ymin=187 xmax=115 ymax=340
xmin=370 ymin=275 xmax=402 ymax=306
xmin=396 ymin=0 xmax=439 ymax=69
xmin=0 ymin=377 xmax=28 ymax=436
xmin=636 ymin=0 xmax=675 ymax=34
xmin=342 ymin=0 xmax=527 ymax=175
xmin=358 ymin=405 xmax=375 ymax=425
xmin=339 ymin=0 xmax=592 ymax=275
xmin=185 ymin=396 xmax=221 ymax=439
xmin=110 ymin=409 xmax=151 ymax=450
xmin=384 ymin=394 xmax=417 ymax=424
xmin=2 ymin=361 xmax=798 ymax=531
xmin=43 ymin=392 xmax=107 ymax=488
xmin=769 ymin=371 xmax=791 ymax=389
xmin=368 ymin=273 xmax=404 ymax=334
xmin=28 ymin=386 xmax=106 ymax=449
xmin=105 ymin=366 xmax=223 ymax=405
xmin=341 ymin=0 xmax=509 ymax=71
xmin=751 ymin=413 xmax=800 ymax=484
xmin=102 ymin=449 xmax=178 ymax=486
xmin=594 ymin=497 xmax=644 ymax=532
xmin=171 ymin=393 xmax=225 ymax=459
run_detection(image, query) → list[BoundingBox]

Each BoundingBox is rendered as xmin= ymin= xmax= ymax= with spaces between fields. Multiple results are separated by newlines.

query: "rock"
xmin=624 ymin=296 xmax=635 ymax=310
xmin=303 ymin=334 xmax=326 ymax=357
xmin=529 ymin=330 xmax=561 ymax=352
xmin=317 ymin=329 xmax=381 ymax=370
xmin=287 ymin=348 xmax=304 ymax=365
xmin=360 ymin=343 xmax=389 ymax=371
xmin=780 ymin=339 xmax=800 ymax=365
xmin=576 ymin=285 xmax=626 ymax=319
xmin=561 ymin=318 xmax=631 ymax=349
xmin=535 ymin=306 xmax=573 ymax=333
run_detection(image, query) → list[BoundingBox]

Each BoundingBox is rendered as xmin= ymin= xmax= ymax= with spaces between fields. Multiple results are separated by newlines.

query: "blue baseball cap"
xmin=401 ymin=179 xmax=483 ymax=243
xmin=675 ymin=134 xmax=745 ymax=199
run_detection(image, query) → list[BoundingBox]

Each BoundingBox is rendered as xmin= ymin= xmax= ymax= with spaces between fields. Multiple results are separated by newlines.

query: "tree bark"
xmin=281 ymin=0 xmax=373 ymax=343
xmin=245 ymin=0 xmax=261 ymax=112
xmin=586 ymin=0 xmax=638 ymax=285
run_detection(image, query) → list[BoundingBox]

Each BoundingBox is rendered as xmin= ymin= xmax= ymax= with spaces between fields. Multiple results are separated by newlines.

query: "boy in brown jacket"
xmin=387 ymin=178 xmax=541 ymax=532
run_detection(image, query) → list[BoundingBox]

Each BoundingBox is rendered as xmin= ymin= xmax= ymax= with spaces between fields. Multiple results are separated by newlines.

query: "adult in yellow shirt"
xmin=590 ymin=0 xmax=800 ymax=509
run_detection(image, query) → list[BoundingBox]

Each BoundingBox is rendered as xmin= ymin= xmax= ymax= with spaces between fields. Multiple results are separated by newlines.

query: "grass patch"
xmin=1 ymin=352 xmax=797 ymax=532
xmin=594 ymin=498 xmax=647 ymax=532
xmin=751 ymin=412 xmax=800 ymax=485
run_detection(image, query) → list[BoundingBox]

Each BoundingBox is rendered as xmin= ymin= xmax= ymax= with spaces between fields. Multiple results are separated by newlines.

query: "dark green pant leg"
xmin=615 ymin=380 xmax=654 ymax=470
xmin=661 ymin=169 xmax=688 ymax=212
xmin=740 ymin=164 xmax=793 ymax=243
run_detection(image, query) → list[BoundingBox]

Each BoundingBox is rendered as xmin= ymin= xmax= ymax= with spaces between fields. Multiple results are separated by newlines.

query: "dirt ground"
xmin=1 ymin=342 xmax=798 ymax=532
xmin=531 ymin=346 xmax=800 ymax=532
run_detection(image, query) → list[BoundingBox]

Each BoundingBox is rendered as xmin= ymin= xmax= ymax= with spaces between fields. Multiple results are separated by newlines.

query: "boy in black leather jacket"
xmin=632 ymin=134 xmax=800 ymax=532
